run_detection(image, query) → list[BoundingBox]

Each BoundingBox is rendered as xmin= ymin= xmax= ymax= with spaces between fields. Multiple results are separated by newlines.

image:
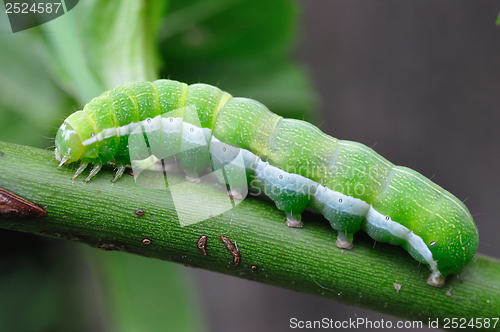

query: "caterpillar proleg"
xmin=55 ymin=79 xmax=479 ymax=287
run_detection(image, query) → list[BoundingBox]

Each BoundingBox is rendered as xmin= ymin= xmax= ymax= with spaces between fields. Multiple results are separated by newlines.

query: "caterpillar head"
xmin=55 ymin=121 xmax=84 ymax=166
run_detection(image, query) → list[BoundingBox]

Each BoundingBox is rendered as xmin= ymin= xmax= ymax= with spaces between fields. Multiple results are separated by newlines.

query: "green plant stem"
xmin=0 ymin=140 xmax=499 ymax=330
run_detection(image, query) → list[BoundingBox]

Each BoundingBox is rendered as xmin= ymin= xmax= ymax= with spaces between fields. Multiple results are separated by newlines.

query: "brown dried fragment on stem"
xmin=0 ymin=188 xmax=46 ymax=218
xmin=197 ymin=235 xmax=208 ymax=256
xmin=219 ymin=234 xmax=240 ymax=267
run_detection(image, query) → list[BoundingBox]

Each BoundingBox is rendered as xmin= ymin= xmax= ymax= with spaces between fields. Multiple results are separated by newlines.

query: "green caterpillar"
xmin=54 ymin=79 xmax=479 ymax=287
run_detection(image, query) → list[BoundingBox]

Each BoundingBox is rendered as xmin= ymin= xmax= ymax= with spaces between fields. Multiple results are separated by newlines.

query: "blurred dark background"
xmin=192 ymin=1 xmax=500 ymax=331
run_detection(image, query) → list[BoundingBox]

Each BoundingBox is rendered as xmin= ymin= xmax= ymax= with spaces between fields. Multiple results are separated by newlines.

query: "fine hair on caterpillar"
xmin=55 ymin=79 xmax=479 ymax=287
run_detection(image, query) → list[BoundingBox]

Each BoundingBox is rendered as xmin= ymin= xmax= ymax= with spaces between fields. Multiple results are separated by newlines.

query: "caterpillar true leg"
xmin=84 ymin=161 xmax=102 ymax=182
xmin=72 ymin=162 xmax=88 ymax=180
xmin=111 ymin=164 xmax=127 ymax=183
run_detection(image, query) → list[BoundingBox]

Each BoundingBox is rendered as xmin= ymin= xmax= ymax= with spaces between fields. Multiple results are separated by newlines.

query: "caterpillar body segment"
xmin=55 ymin=79 xmax=479 ymax=287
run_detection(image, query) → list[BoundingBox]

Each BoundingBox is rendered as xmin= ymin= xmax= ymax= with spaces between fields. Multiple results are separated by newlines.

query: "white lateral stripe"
xmin=365 ymin=207 xmax=438 ymax=273
xmin=116 ymin=122 xmax=140 ymax=137
xmin=214 ymin=137 xmax=371 ymax=218
xmin=312 ymin=184 xmax=370 ymax=216
xmin=210 ymin=136 xmax=258 ymax=168
xmin=82 ymin=115 xmax=186 ymax=146
xmin=253 ymin=158 xmax=318 ymax=191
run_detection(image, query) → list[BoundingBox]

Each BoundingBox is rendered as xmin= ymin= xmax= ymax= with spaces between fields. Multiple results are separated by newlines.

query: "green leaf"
xmin=39 ymin=0 xmax=168 ymax=103
xmin=161 ymin=0 xmax=297 ymax=60
xmin=91 ymin=249 xmax=206 ymax=332
xmin=165 ymin=57 xmax=318 ymax=122
xmin=160 ymin=0 xmax=317 ymax=121
xmin=77 ymin=0 xmax=167 ymax=87
xmin=0 ymin=16 xmax=73 ymax=147
xmin=0 ymin=233 xmax=104 ymax=332
xmin=38 ymin=12 xmax=105 ymax=104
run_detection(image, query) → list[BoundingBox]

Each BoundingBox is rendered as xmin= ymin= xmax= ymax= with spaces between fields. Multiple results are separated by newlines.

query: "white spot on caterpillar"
xmin=63 ymin=130 xmax=77 ymax=141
